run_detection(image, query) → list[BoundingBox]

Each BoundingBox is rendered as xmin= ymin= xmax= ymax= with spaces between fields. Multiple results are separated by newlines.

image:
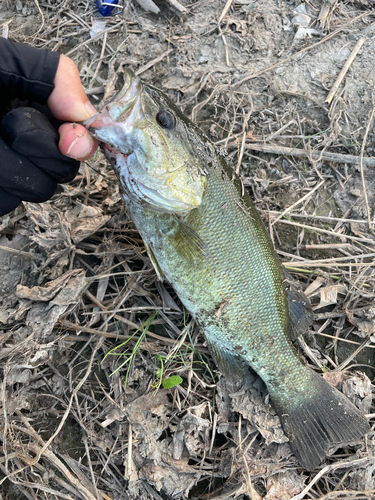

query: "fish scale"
xmin=86 ymin=69 xmax=370 ymax=471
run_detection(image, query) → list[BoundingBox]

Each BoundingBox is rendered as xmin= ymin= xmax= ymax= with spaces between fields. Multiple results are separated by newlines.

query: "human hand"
xmin=0 ymin=49 xmax=98 ymax=216
xmin=47 ymin=55 xmax=98 ymax=160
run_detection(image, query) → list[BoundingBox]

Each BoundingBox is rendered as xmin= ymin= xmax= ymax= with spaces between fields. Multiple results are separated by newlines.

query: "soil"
xmin=0 ymin=0 xmax=375 ymax=499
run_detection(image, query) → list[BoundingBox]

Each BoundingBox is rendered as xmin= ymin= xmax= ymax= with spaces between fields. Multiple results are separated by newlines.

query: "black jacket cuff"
xmin=0 ymin=38 xmax=60 ymax=104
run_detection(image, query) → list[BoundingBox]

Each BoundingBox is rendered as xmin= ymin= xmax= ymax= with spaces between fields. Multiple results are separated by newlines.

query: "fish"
xmin=85 ymin=69 xmax=370 ymax=470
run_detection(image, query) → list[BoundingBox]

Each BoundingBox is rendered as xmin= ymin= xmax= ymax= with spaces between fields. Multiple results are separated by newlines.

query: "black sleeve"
xmin=0 ymin=38 xmax=60 ymax=105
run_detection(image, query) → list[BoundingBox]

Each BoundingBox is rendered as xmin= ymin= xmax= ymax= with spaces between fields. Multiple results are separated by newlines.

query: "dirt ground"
xmin=1 ymin=0 xmax=375 ymax=499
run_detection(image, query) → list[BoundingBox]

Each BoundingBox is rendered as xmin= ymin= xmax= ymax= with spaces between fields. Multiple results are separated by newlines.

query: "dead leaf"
xmin=217 ymin=374 xmax=287 ymax=446
xmin=66 ymin=203 xmax=111 ymax=244
xmin=173 ymin=404 xmax=210 ymax=459
xmin=323 ymin=371 xmax=372 ymax=414
xmin=265 ymin=471 xmax=305 ymax=500
xmin=345 ymin=307 xmax=375 ymax=338
xmin=357 ymin=319 xmax=375 ymax=338
xmin=19 ymin=271 xmax=87 ymax=341
xmin=16 ymin=269 xmax=84 ymax=302
xmin=304 ymin=276 xmax=325 ymax=297
xmin=314 ymin=284 xmax=347 ymax=310
xmin=124 ymin=390 xmax=203 ymax=498
xmin=342 ymin=371 xmax=373 ymax=414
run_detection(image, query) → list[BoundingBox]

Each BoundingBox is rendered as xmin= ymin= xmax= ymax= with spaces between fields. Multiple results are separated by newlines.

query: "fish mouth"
xmin=81 ymin=112 xmax=100 ymax=129
xmin=105 ymin=69 xmax=144 ymax=124
xmin=82 ymin=69 xmax=145 ymax=142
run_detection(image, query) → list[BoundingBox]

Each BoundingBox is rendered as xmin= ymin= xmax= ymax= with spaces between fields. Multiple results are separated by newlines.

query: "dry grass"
xmin=0 ymin=0 xmax=375 ymax=499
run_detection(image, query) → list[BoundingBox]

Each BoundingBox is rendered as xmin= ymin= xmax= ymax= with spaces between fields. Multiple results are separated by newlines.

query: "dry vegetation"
xmin=1 ymin=0 xmax=375 ymax=498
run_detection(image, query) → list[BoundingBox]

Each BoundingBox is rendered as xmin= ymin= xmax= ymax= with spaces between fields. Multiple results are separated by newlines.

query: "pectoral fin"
xmin=167 ymin=217 xmax=208 ymax=263
xmin=145 ymin=242 xmax=164 ymax=281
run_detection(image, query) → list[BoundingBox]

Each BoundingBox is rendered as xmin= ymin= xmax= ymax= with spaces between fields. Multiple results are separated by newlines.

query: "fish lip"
xmin=81 ymin=70 xmax=144 ymax=142
xmin=80 ymin=113 xmax=101 ymax=129
xmin=81 ymin=70 xmax=139 ymax=130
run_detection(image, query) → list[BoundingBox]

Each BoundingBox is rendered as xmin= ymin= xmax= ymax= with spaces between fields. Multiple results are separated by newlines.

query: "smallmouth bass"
xmin=86 ymin=70 xmax=370 ymax=470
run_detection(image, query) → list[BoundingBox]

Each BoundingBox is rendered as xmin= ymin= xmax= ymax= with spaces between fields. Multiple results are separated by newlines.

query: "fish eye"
xmin=156 ymin=110 xmax=175 ymax=130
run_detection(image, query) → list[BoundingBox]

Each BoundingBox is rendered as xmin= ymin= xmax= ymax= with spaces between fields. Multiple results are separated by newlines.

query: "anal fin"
xmin=205 ymin=335 xmax=245 ymax=382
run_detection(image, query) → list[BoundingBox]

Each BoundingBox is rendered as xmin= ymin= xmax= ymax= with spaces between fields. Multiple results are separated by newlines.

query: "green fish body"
xmin=87 ymin=70 xmax=370 ymax=470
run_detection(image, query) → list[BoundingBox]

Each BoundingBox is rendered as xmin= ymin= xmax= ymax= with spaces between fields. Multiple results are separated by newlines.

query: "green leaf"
xmin=162 ymin=375 xmax=183 ymax=389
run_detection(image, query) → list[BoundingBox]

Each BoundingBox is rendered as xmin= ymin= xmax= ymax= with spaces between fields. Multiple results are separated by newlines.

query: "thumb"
xmin=47 ymin=55 xmax=97 ymax=122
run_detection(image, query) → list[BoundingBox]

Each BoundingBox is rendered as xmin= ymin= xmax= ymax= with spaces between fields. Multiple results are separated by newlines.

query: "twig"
xmin=326 ymin=38 xmax=365 ymax=104
xmin=126 ymin=423 xmax=133 ymax=479
xmin=82 ymin=436 xmax=101 ymax=500
xmin=333 ymin=334 xmax=374 ymax=372
xmin=296 ymin=243 xmax=351 ymax=250
xmin=218 ymin=0 xmax=234 ymax=23
xmin=288 ymin=251 xmax=375 ymax=264
xmin=267 ymin=211 xmax=369 ymax=224
xmin=298 ymin=335 xmax=325 ymax=369
xmin=233 ymin=142 xmax=375 ymax=167
xmin=0 ymin=245 xmax=42 ymax=260
xmin=134 ymin=0 xmax=160 ymax=13
xmin=209 ymin=412 xmax=218 ymax=456
xmin=274 ymin=219 xmax=375 ymax=245
xmin=31 ymin=0 xmax=45 ymax=37
xmin=313 ymin=488 xmax=375 ymax=500
xmin=0 ymin=338 xmax=104 ymax=485
xmin=359 ymin=92 xmax=375 ymax=232
xmin=290 ymin=458 xmax=375 ymax=500
xmin=135 ymin=48 xmax=173 ymax=76
xmin=266 ymin=119 xmax=296 ymax=141
xmin=89 ymin=30 xmax=108 ymax=89
xmin=218 ymin=24 xmax=230 ymax=67
xmin=237 ymin=108 xmax=253 ymax=175
xmin=85 ymin=86 xmax=105 ymax=95
xmin=286 ymin=262 xmax=375 ymax=267
xmin=59 ymin=319 xmax=181 ymax=345
xmin=164 ymin=0 xmax=187 ymax=15
xmin=315 ymin=332 xmax=375 ymax=349
xmin=65 ymin=20 xmax=126 ymax=57
xmin=271 ymin=180 xmax=324 ymax=226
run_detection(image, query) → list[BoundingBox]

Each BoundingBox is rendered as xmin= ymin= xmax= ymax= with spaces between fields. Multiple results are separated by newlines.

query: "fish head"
xmin=86 ymin=69 xmax=207 ymax=213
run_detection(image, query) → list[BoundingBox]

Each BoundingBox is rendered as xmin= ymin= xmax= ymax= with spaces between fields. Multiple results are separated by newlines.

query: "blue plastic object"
xmin=96 ymin=0 xmax=119 ymax=16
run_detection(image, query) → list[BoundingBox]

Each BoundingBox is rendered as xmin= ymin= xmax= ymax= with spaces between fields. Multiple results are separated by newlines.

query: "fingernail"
xmin=86 ymin=101 xmax=97 ymax=117
xmin=66 ymin=134 xmax=96 ymax=159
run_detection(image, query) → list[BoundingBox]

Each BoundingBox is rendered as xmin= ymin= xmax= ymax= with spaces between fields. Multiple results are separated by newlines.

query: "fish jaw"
xmin=103 ymin=144 xmax=204 ymax=213
xmin=85 ymin=71 xmax=207 ymax=214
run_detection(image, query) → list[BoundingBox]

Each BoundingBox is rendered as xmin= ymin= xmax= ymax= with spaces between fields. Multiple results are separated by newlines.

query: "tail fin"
xmin=271 ymin=370 xmax=370 ymax=471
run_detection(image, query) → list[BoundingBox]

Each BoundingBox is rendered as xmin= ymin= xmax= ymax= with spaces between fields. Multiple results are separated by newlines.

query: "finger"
xmin=58 ymin=122 xmax=98 ymax=160
xmin=47 ymin=55 xmax=97 ymax=122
